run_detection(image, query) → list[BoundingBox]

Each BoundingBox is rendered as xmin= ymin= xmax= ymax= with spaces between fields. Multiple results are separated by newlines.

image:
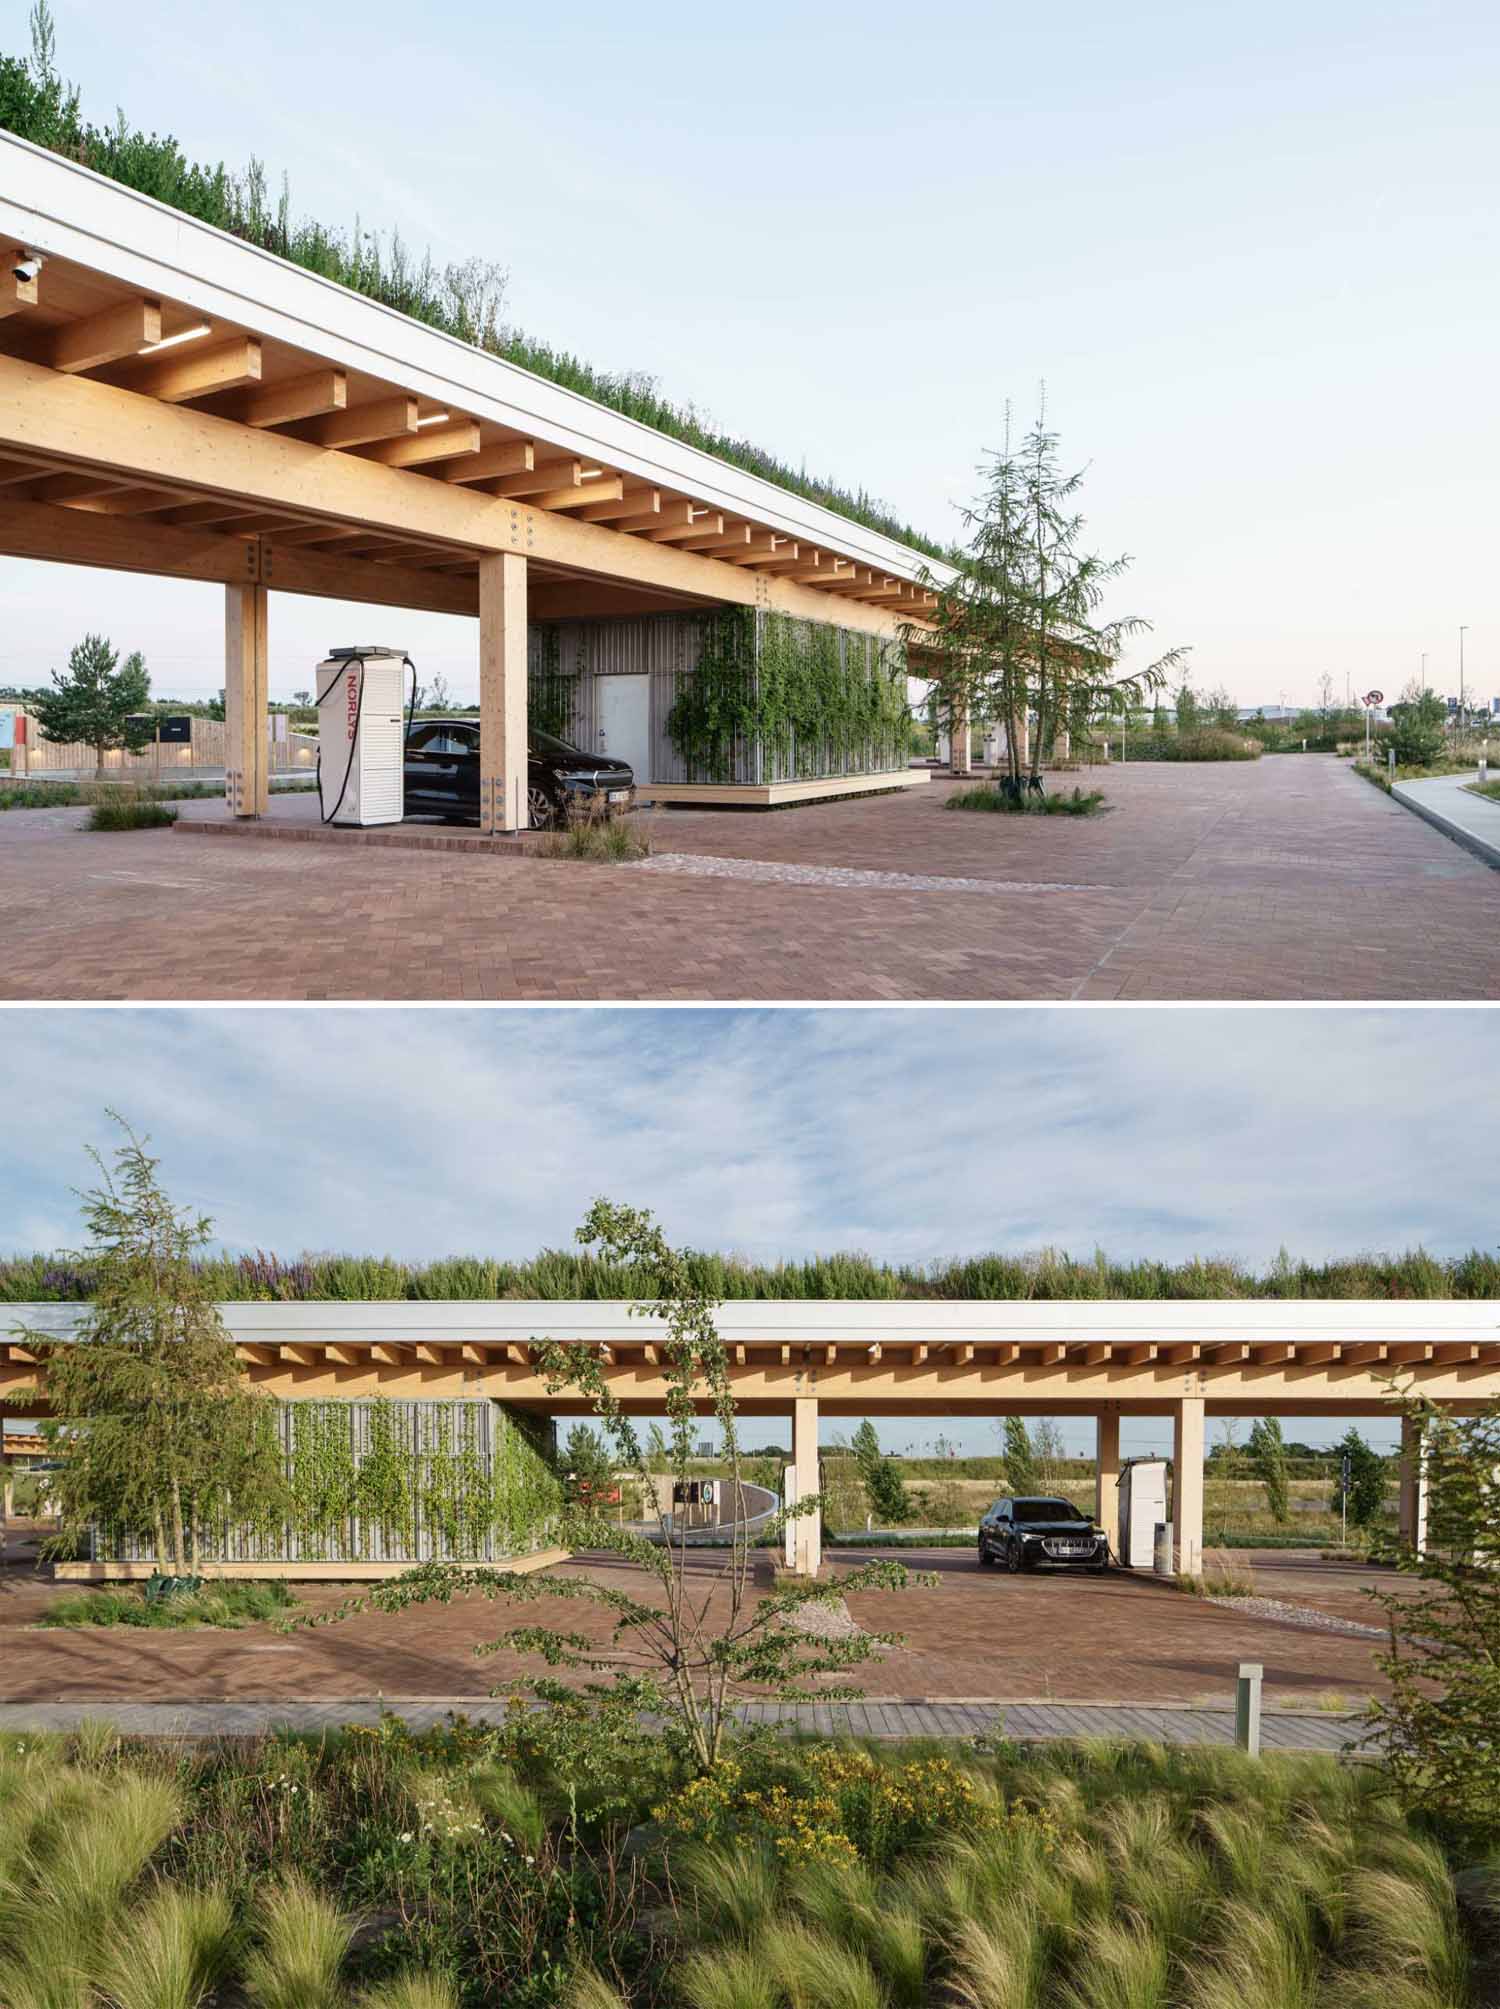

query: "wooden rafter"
xmin=434 ymin=440 xmax=535 ymax=485
xmin=47 ymin=297 xmax=161 ymax=373
xmin=130 ymin=336 xmax=262 ymax=404
xmin=360 ymin=421 xmax=481 ymax=468
xmin=575 ymin=487 xmax=660 ymax=524
xmin=643 ymin=511 xmax=724 ymax=544
xmin=524 ymin=475 xmax=625 ymax=512
xmin=0 ymin=268 xmax=39 ymax=319
xmin=494 ymin=459 xmax=581 ymax=498
xmin=682 ymin=524 xmax=753 ymax=554
xmin=234 ymin=369 xmax=347 ymax=429
xmin=725 ymin=536 xmax=790 ymax=566
xmin=298 ymin=396 xmax=418 ymax=449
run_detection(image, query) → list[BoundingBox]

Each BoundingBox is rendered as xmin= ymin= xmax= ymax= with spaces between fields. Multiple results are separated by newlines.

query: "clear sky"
xmin=2 ymin=0 xmax=1494 ymax=711
xmin=4 ymin=1005 xmax=1493 ymax=1455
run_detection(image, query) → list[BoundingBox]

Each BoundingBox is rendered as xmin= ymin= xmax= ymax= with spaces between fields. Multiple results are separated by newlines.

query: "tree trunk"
xmin=169 ymin=1476 xmax=186 ymax=1575
xmin=95 ymin=744 xmax=107 ymax=783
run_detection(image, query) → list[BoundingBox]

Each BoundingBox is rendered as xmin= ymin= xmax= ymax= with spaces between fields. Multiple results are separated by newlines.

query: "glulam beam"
xmin=575 ymin=487 xmax=659 ymax=523
xmin=436 ymin=439 xmax=535 ymax=484
xmin=359 ymin=420 xmax=481 ymax=468
xmin=235 ymin=368 xmax=347 ymax=429
xmin=132 ymin=336 xmax=262 ymax=403
xmin=0 ymin=268 xmax=39 ymax=319
xmin=298 ymin=395 xmax=418 ymax=449
xmin=48 ymin=297 xmax=161 ymax=373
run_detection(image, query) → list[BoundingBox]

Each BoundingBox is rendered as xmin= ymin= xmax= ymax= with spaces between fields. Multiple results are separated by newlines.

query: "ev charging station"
xmin=314 ymin=647 xmax=414 ymax=827
xmin=1117 ymin=1456 xmax=1169 ymax=1571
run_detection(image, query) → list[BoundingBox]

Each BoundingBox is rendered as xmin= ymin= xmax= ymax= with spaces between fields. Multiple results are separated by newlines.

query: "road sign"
xmin=1364 ymin=690 xmax=1384 ymax=706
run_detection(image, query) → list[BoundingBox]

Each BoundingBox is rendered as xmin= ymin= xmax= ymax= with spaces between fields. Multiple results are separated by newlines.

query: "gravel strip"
xmin=783 ymin=1595 xmax=863 ymax=1641
xmin=1204 ymin=1594 xmax=1385 ymax=1638
xmin=634 ymin=853 xmax=1113 ymax=896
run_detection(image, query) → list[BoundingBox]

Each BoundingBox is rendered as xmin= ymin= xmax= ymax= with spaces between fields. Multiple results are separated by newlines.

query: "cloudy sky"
xmin=3 ymin=0 xmax=1494 ymax=710
xmin=4 ymin=1005 xmax=1491 ymax=1453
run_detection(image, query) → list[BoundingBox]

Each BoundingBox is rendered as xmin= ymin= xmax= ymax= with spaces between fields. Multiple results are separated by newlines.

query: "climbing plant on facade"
xmin=527 ymin=627 xmax=576 ymax=741
xmin=666 ymin=609 xmax=910 ymax=784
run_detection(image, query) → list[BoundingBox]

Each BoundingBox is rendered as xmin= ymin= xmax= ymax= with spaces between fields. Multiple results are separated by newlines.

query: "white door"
xmin=595 ymin=674 xmax=651 ymax=783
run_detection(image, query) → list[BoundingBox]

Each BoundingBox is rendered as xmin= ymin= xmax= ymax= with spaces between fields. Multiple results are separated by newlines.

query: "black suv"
xmin=403 ymin=720 xmax=635 ymax=828
xmin=978 ymin=1496 xmax=1109 ymax=1574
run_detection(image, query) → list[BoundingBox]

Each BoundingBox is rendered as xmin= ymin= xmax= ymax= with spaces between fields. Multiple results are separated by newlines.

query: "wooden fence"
xmin=6 ymin=714 xmax=317 ymax=779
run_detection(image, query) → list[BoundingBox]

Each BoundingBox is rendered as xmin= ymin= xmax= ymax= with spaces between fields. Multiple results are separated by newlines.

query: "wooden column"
xmin=1095 ymin=1411 xmax=1120 ymax=1556
xmin=792 ymin=1394 xmax=821 ymax=1576
xmin=478 ymin=552 xmax=528 ymax=833
xmin=1398 ymin=1410 xmax=1429 ymax=1553
xmin=225 ymin=582 xmax=269 ymax=817
xmin=950 ymin=705 xmax=972 ymax=775
xmin=1172 ymin=1396 xmax=1205 ymax=1577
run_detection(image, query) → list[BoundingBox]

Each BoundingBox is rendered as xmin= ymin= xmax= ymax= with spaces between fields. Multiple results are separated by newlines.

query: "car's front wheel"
xmin=1005 ymin=1540 xmax=1022 ymax=1573
xmin=526 ymin=785 xmax=557 ymax=830
xmin=978 ymin=1538 xmax=995 ymax=1567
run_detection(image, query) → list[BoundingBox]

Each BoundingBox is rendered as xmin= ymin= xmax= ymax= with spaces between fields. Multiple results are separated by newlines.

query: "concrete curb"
xmin=1390 ymin=776 xmax=1500 ymax=872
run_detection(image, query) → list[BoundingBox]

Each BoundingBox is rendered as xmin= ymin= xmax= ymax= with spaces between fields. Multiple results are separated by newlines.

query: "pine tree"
xmin=29 ymin=634 xmax=152 ymax=779
xmin=562 ymin=1423 xmax=615 ymax=1502
xmin=18 ymin=1116 xmax=284 ymax=1574
xmin=912 ymin=407 xmax=1186 ymax=793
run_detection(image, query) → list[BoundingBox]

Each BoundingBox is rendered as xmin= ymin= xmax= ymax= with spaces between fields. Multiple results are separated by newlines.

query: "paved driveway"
xmin=0 ymin=1543 xmax=1414 ymax=1710
xmin=4 ymin=757 xmax=1497 ymax=1000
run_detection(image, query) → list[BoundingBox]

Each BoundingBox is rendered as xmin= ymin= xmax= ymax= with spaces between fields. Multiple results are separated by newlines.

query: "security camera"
xmin=12 ymin=251 xmax=43 ymax=284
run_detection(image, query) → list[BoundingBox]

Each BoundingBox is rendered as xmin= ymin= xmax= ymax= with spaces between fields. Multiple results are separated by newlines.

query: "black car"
xmin=978 ymin=1496 xmax=1109 ymax=1574
xmin=403 ymin=719 xmax=635 ymax=828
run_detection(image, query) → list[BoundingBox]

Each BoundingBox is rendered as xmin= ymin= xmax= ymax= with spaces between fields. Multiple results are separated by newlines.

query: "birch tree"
xmin=16 ymin=1117 xmax=283 ymax=1574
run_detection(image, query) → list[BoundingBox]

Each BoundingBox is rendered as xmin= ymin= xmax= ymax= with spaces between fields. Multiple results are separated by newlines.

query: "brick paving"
xmin=0 ymin=1696 xmax=1364 ymax=1751
xmin=4 ymin=755 xmax=1497 ymax=999
xmin=0 ymin=1544 xmax=1415 ymax=1713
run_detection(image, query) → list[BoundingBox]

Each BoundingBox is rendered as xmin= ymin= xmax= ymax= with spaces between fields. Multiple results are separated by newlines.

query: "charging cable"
xmin=315 ymin=653 xmax=418 ymax=826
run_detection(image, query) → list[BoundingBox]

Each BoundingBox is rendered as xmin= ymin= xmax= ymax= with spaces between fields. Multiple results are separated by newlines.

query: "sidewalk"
xmin=0 ymin=1695 xmax=1367 ymax=1752
xmin=1391 ymin=770 xmax=1500 ymax=870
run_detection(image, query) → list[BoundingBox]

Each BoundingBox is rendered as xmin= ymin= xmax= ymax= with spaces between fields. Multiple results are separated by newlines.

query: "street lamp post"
xmin=1459 ymin=626 xmax=1468 ymax=728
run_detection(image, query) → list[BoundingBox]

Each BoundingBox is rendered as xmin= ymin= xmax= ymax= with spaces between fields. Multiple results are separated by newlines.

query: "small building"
xmin=530 ymin=605 xmax=913 ymax=800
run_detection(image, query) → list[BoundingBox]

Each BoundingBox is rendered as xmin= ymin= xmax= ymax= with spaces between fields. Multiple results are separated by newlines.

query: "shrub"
xmin=86 ymin=792 xmax=178 ymax=830
xmin=1389 ymin=690 xmax=1448 ymax=767
xmin=1171 ymin=727 xmax=1261 ymax=760
xmin=534 ymin=809 xmax=652 ymax=862
xmin=655 ymin=1744 xmax=1029 ymax=1871
xmin=38 ymin=1580 xmax=297 ymax=1629
xmin=946 ymin=784 xmax=1107 ymax=815
xmin=1368 ymin=1396 xmax=1500 ymax=1846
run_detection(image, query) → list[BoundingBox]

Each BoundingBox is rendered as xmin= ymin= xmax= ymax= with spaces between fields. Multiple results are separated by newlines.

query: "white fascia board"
xmin=11 ymin=1298 xmax=1499 ymax=1347
xmin=0 ymin=133 xmax=954 ymax=591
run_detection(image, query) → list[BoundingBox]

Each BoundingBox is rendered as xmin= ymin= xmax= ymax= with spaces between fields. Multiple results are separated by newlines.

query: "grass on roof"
xmin=0 ymin=26 xmax=950 ymax=562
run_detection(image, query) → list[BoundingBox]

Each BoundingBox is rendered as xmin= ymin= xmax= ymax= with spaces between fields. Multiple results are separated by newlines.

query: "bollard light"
xmin=1236 ymin=1661 xmax=1263 ymax=1756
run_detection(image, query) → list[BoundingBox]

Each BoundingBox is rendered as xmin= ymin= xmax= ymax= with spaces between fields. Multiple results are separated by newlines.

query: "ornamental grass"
xmin=0 ymin=1725 xmax=1486 ymax=2008
xmin=945 ymin=784 xmax=1108 ymax=816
